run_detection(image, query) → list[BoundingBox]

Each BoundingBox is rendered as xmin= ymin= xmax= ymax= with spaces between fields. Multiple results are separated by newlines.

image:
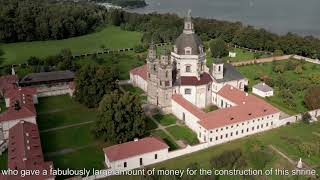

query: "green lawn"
xmin=77 ymin=51 xmax=145 ymax=80
xmin=153 ymin=114 xmax=177 ymax=126
xmin=47 ymin=146 xmax=104 ymax=180
xmin=36 ymin=96 xmax=97 ymax=130
xmin=0 ymin=26 xmax=142 ymax=65
xmin=121 ymin=85 xmax=145 ymax=95
xmin=151 ymin=129 xmax=179 ymax=151
xmin=0 ymin=151 xmax=7 ymax=170
xmin=166 ymin=125 xmax=199 ymax=145
xmin=146 ymin=117 xmax=158 ymax=131
xmin=237 ymin=59 xmax=320 ymax=115
xmin=207 ymin=47 xmax=270 ymax=65
xmin=40 ymin=123 xmax=97 ymax=153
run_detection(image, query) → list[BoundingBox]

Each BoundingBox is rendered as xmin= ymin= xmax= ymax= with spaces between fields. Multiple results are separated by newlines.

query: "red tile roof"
xmin=172 ymin=85 xmax=280 ymax=130
xmin=104 ymin=137 xmax=169 ymax=162
xmin=180 ymin=72 xmax=212 ymax=86
xmin=0 ymin=87 xmax=37 ymax=122
xmin=130 ymin=64 xmax=147 ymax=81
xmin=172 ymin=94 xmax=206 ymax=119
xmin=3 ymin=121 xmax=54 ymax=180
xmin=0 ymin=75 xmax=18 ymax=97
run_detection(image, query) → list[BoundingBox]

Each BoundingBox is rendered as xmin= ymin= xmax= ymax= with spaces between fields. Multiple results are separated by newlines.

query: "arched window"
xmin=218 ymin=66 xmax=221 ymax=72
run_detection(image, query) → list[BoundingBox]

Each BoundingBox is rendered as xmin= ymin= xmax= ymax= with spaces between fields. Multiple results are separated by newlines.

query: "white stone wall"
xmin=1 ymin=116 xmax=36 ymax=139
xmin=179 ymin=85 xmax=210 ymax=108
xmin=214 ymin=94 xmax=237 ymax=108
xmin=205 ymin=112 xmax=280 ymax=145
xmin=171 ymin=100 xmax=201 ymax=135
xmin=105 ymin=148 xmax=168 ymax=172
xmin=171 ymin=52 xmax=206 ymax=77
xmin=130 ymin=74 xmax=148 ymax=92
xmin=252 ymin=88 xmax=274 ymax=98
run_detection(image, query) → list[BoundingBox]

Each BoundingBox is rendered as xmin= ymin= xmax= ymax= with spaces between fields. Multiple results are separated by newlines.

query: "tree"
xmin=209 ymin=38 xmax=228 ymax=58
xmin=94 ymin=90 xmax=146 ymax=143
xmin=75 ymin=64 xmax=119 ymax=108
xmin=57 ymin=49 xmax=78 ymax=71
xmin=302 ymin=112 xmax=312 ymax=124
xmin=304 ymin=86 xmax=320 ymax=110
xmin=273 ymin=49 xmax=284 ymax=56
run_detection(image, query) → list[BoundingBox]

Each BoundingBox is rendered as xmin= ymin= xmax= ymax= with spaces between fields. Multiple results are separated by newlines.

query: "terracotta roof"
xmin=5 ymin=121 xmax=54 ymax=180
xmin=103 ymin=137 xmax=169 ymax=162
xmin=180 ymin=72 xmax=212 ymax=86
xmin=172 ymin=94 xmax=206 ymax=119
xmin=0 ymin=86 xmax=37 ymax=122
xmin=130 ymin=64 xmax=147 ymax=80
xmin=172 ymin=84 xmax=280 ymax=130
xmin=0 ymin=75 xmax=18 ymax=96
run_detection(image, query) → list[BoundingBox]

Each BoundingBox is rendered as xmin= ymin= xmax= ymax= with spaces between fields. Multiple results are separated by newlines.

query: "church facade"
xmin=130 ymin=11 xmax=280 ymax=144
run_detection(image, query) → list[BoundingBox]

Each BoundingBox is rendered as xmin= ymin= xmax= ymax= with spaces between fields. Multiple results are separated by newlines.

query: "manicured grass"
xmin=203 ymin=104 xmax=218 ymax=112
xmin=40 ymin=124 xmax=96 ymax=153
xmin=0 ymin=26 xmax=142 ymax=65
xmin=237 ymin=60 xmax=320 ymax=115
xmin=146 ymin=117 xmax=158 ymax=131
xmin=121 ymin=85 xmax=144 ymax=95
xmin=166 ymin=125 xmax=199 ymax=145
xmin=0 ymin=151 xmax=7 ymax=170
xmin=46 ymin=146 xmax=105 ymax=180
xmin=151 ymin=130 xmax=179 ymax=151
xmin=77 ymin=52 xmax=145 ymax=80
xmin=36 ymin=96 xmax=97 ymax=130
xmin=153 ymin=114 xmax=177 ymax=126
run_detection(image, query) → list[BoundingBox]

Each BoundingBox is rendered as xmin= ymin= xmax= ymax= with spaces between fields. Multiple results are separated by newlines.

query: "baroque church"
xmin=139 ymin=11 xmax=248 ymax=112
xmin=130 ymin=11 xmax=280 ymax=144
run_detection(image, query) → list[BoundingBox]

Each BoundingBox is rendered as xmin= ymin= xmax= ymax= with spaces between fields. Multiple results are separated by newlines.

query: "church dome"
xmin=174 ymin=33 xmax=203 ymax=55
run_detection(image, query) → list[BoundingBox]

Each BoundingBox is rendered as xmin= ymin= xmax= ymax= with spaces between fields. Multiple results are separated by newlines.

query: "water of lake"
xmin=128 ymin=0 xmax=320 ymax=37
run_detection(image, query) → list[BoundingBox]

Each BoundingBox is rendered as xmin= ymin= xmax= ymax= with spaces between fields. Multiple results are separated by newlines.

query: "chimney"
xmin=27 ymin=146 xmax=30 ymax=150
xmin=230 ymin=86 xmax=233 ymax=90
xmin=263 ymin=83 xmax=265 ymax=86
xmin=243 ymin=102 xmax=246 ymax=105
xmin=134 ymin=138 xmax=139 ymax=142
xmin=245 ymin=93 xmax=248 ymax=96
xmin=23 ymin=157 xmax=27 ymax=161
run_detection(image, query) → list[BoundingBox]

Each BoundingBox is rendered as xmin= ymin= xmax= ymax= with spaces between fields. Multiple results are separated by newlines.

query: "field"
xmin=109 ymin=121 xmax=320 ymax=180
xmin=166 ymin=125 xmax=199 ymax=145
xmin=237 ymin=59 xmax=320 ymax=115
xmin=0 ymin=26 xmax=142 ymax=65
xmin=36 ymin=96 xmax=107 ymax=179
xmin=153 ymin=114 xmax=177 ymax=126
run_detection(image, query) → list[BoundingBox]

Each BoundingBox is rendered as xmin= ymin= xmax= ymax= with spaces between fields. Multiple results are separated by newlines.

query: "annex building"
xmin=130 ymin=11 xmax=281 ymax=144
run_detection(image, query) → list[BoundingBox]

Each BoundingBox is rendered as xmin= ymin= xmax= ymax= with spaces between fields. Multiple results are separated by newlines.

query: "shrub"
xmin=302 ymin=112 xmax=312 ymax=124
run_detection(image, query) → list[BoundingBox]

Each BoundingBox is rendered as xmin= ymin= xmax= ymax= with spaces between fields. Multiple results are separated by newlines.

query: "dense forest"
xmin=0 ymin=0 xmax=320 ymax=59
xmin=113 ymin=11 xmax=320 ymax=59
xmin=96 ymin=0 xmax=147 ymax=8
xmin=0 ymin=0 xmax=107 ymax=42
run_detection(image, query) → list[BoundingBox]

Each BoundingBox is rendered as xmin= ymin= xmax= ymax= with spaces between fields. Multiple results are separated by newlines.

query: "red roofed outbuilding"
xmin=103 ymin=137 xmax=169 ymax=171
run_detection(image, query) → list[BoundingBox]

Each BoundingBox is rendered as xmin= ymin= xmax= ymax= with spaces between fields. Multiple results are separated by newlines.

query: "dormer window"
xmin=185 ymin=47 xmax=192 ymax=55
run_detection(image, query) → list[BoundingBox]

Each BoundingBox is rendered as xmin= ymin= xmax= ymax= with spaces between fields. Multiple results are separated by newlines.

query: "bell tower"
xmin=212 ymin=58 xmax=224 ymax=80
xmin=183 ymin=9 xmax=194 ymax=34
xmin=147 ymin=41 xmax=159 ymax=105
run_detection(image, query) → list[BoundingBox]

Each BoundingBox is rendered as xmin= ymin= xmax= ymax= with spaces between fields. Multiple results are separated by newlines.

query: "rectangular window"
xmin=252 ymin=127 xmax=254 ymax=131
xmin=225 ymin=134 xmax=228 ymax=138
xmin=155 ymin=154 xmax=158 ymax=159
xmin=186 ymin=65 xmax=191 ymax=72
xmin=236 ymin=131 xmax=238 ymax=135
xmin=261 ymin=124 xmax=264 ymax=128
xmin=216 ymin=136 xmax=218 ymax=140
xmin=266 ymin=123 xmax=269 ymax=126
xmin=185 ymin=88 xmax=191 ymax=95
xmin=220 ymin=135 xmax=223 ymax=139
xmin=241 ymin=130 xmax=244 ymax=133
xmin=231 ymin=132 xmax=233 ymax=136
xmin=271 ymin=122 xmax=273 ymax=125
xmin=124 ymin=162 xmax=127 ymax=168
xmin=210 ymin=138 xmax=212 ymax=142
xmin=257 ymin=125 xmax=259 ymax=129
xmin=140 ymin=158 xmax=143 ymax=166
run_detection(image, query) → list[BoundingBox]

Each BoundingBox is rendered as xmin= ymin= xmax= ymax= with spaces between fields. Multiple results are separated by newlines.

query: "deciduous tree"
xmin=94 ymin=90 xmax=146 ymax=143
